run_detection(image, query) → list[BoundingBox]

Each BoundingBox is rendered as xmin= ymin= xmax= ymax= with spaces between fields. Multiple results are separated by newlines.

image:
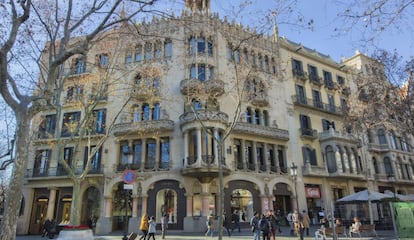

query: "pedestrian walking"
xmin=205 ymin=214 xmax=215 ymax=237
xmin=286 ymin=211 xmax=293 ymax=235
xmin=147 ymin=216 xmax=156 ymax=240
xmin=232 ymin=210 xmax=241 ymax=232
xmin=161 ymin=214 xmax=168 ymax=239
xmin=258 ymin=214 xmax=270 ymax=240
xmin=139 ymin=213 xmax=149 ymax=240
xmin=222 ymin=212 xmax=232 ymax=237
xmin=250 ymin=211 xmax=261 ymax=240
xmin=301 ymin=210 xmax=310 ymax=236
xmin=267 ymin=210 xmax=277 ymax=240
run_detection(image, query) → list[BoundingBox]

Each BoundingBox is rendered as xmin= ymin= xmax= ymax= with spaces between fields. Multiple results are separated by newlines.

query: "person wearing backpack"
xmin=250 ymin=211 xmax=260 ymax=240
xmin=258 ymin=214 xmax=270 ymax=240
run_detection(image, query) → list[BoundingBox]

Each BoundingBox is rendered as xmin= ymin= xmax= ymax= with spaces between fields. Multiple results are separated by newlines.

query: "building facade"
xmin=16 ymin=0 xmax=414 ymax=235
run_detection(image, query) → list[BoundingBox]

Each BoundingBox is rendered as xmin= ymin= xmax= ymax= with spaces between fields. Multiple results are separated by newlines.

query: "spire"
xmin=271 ymin=11 xmax=279 ymax=42
xmin=185 ymin=0 xmax=210 ymax=15
xmin=120 ymin=2 xmax=126 ymax=20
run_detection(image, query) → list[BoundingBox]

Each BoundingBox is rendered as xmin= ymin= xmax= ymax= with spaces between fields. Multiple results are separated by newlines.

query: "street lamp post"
xmin=290 ymin=163 xmax=299 ymax=211
xmin=122 ymin=186 xmax=129 ymax=240
xmin=290 ymin=162 xmax=303 ymax=240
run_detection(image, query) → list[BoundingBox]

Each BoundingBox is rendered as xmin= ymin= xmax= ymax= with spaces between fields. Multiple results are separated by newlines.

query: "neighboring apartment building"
xmin=16 ymin=0 xmax=414 ymax=235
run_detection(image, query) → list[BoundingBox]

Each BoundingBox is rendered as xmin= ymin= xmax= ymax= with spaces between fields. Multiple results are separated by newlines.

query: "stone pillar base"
xmin=95 ymin=217 xmax=112 ymax=235
xmin=183 ymin=216 xmax=207 ymax=232
xmin=128 ymin=217 xmax=139 ymax=233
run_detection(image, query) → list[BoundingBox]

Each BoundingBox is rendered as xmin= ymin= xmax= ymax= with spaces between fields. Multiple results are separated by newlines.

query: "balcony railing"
xmin=302 ymin=164 xmax=328 ymax=177
xmin=113 ymin=119 xmax=175 ymax=136
xmin=300 ymin=127 xmax=318 ymax=139
xmin=292 ymin=69 xmax=307 ymax=81
xmin=25 ymin=166 xmax=103 ymax=178
xmin=179 ymin=110 xmax=229 ymax=126
xmin=292 ymin=95 xmax=343 ymax=115
xmin=116 ymin=163 xmax=170 ymax=172
xmin=234 ymin=122 xmax=289 ymax=141
xmin=319 ymin=129 xmax=359 ymax=143
xmin=367 ymin=143 xmax=390 ymax=152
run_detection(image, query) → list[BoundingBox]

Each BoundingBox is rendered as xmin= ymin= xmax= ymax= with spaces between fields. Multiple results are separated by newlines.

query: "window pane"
xmin=164 ymin=40 xmax=172 ymax=58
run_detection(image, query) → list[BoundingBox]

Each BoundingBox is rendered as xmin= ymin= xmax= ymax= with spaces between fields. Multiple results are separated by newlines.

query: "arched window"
xmin=373 ymin=157 xmax=380 ymax=174
xmin=152 ymin=103 xmax=160 ymax=120
xmin=164 ymin=39 xmax=173 ymax=58
xmin=254 ymin=109 xmax=260 ymax=125
xmin=142 ymin=104 xmax=150 ymax=121
xmin=302 ymin=146 xmax=317 ymax=166
xmin=191 ymin=99 xmax=202 ymax=110
xmin=262 ymin=110 xmax=269 ymax=126
xmin=326 ymin=145 xmax=337 ymax=173
xmin=378 ymin=129 xmax=387 ymax=145
xmin=384 ymin=157 xmax=393 ymax=176
xmin=245 ymin=108 xmax=252 ymax=123
xmin=390 ymin=131 xmax=397 ymax=149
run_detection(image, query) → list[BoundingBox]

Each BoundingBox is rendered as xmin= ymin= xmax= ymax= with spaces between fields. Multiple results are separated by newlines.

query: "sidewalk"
xmin=16 ymin=225 xmax=397 ymax=240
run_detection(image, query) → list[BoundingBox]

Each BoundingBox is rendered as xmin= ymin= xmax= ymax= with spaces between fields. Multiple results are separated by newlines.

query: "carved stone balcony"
xmin=249 ymin=93 xmax=269 ymax=107
xmin=181 ymin=157 xmax=231 ymax=183
xmin=367 ymin=143 xmax=390 ymax=153
xmin=233 ymin=122 xmax=289 ymax=141
xmin=179 ymin=110 xmax=229 ymax=128
xmin=319 ymin=129 xmax=360 ymax=145
xmin=113 ymin=119 xmax=175 ymax=137
xmin=302 ymin=164 xmax=328 ymax=177
xmin=131 ymin=87 xmax=160 ymax=101
xmin=180 ymin=78 xmax=225 ymax=97
xmin=180 ymin=78 xmax=203 ymax=95
xmin=327 ymin=170 xmax=366 ymax=180
xmin=204 ymin=78 xmax=225 ymax=97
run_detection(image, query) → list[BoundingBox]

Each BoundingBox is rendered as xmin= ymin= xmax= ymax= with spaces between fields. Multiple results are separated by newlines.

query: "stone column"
xmin=155 ymin=138 xmax=160 ymax=169
xmin=213 ymin=129 xmax=218 ymax=165
xmin=141 ymin=139 xmax=147 ymax=170
xmin=141 ymin=195 xmax=148 ymax=215
xmin=274 ymin=145 xmax=280 ymax=173
xmin=104 ymin=197 xmax=113 ymax=218
xmin=132 ymin=195 xmax=139 ymax=218
xmin=184 ymin=131 xmax=189 ymax=166
xmin=46 ymin=188 xmax=57 ymax=220
xmin=264 ymin=144 xmax=270 ymax=173
xmin=201 ymin=183 xmax=210 ymax=216
xmin=253 ymin=141 xmax=258 ymax=172
xmin=186 ymin=194 xmax=193 ymax=217
xmin=261 ymin=195 xmax=271 ymax=214
xmin=241 ymin=140 xmax=246 ymax=170
xmin=197 ymin=128 xmax=202 ymax=167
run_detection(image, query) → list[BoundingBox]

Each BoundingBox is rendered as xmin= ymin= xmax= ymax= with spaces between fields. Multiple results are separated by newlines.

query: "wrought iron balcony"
xmin=300 ymin=127 xmax=318 ymax=139
xmin=25 ymin=166 xmax=103 ymax=178
xmin=292 ymin=95 xmax=343 ymax=115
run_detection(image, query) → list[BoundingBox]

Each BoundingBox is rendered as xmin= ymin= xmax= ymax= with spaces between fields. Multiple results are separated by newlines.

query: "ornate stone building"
xmin=16 ymin=0 xmax=414 ymax=235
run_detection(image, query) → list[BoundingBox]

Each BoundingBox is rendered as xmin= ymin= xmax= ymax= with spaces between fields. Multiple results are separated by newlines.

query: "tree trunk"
xmin=71 ymin=179 xmax=82 ymax=226
xmin=0 ymin=112 xmax=31 ymax=240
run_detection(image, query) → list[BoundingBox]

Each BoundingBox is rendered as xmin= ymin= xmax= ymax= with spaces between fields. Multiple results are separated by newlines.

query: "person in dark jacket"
xmin=258 ymin=214 xmax=270 ymax=240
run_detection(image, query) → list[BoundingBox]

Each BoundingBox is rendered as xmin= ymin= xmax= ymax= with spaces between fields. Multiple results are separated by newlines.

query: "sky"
xmin=204 ymin=0 xmax=413 ymax=63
